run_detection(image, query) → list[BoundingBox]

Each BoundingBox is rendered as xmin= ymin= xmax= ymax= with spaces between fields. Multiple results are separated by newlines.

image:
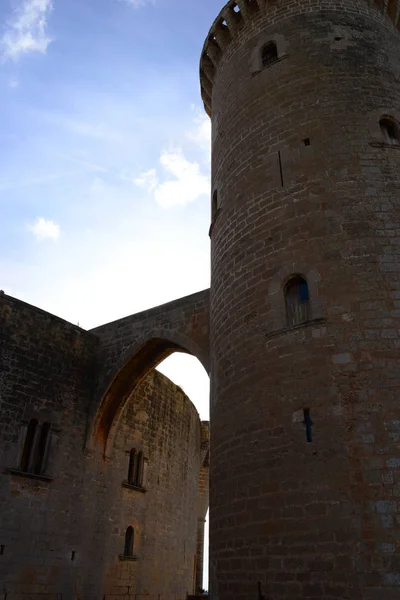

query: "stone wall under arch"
xmin=0 ymin=292 xmax=209 ymax=600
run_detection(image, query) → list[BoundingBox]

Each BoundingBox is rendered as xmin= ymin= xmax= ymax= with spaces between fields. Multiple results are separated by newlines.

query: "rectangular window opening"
xmin=304 ymin=409 xmax=313 ymax=443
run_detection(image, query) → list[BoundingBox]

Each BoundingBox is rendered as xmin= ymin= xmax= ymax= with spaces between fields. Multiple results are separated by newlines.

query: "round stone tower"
xmin=201 ymin=1 xmax=400 ymax=598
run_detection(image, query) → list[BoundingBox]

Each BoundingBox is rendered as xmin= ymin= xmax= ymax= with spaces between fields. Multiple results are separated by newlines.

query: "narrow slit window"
xmin=285 ymin=276 xmax=310 ymax=326
xmin=212 ymin=190 xmax=218 ymax=221
xmin=128 ymin=448 xmax=137 ymax=485
xmin=304 ymin=409 xmax=313 ymax=443
xmin=34 ymin=422 xmax=50 ymax=475
xmin=380 ymin=117 xmax=400 ymax=145
xmin=20 ymin=418 xmax=38 ymax=473
xmin=124 ymin=526 xmax=134 ymax=557
xmin=261 ymin=42 xmax=278 ymax=68
xmin=135 ymin=451 xmax=144 ymax=487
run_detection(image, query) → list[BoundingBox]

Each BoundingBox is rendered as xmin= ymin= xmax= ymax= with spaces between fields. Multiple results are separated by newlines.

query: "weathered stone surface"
xmin=204 ymin=0 xmax=400 ymax=599
xmin=0 ymin=293 xmax=209 ymax=599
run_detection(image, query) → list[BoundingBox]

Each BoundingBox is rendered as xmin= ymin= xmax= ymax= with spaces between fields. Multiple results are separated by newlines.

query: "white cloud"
xmin=119 ymin=0 xmax=154 ymax=7
xmin=133 ymin=109 xmax=211 ymax=209
xmin=28 ymin=217 xmax=60 ymax=241
xmin=134 ymin=168 xmax=157 ymax=192
xmin=135 ymin=149 xmax=210 ymax=209
xmin=1 ymin=0 xmax=53 ymax=62
xmin=187 ymin=112 xmax=211 ymax=157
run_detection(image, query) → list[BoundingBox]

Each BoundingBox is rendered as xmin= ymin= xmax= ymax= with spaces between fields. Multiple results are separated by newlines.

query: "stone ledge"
xmin=7 ymin=468 xmax=53 ymax=483
xmin=122 ymin=481 xmax=147 ymax=493
xmin=251 ymin=53 xmax=288 ymax=76
xmin=265 ymin=317 xmax=326 ymax=340
xmin=369 ymin=141 xmax=400 ymax=149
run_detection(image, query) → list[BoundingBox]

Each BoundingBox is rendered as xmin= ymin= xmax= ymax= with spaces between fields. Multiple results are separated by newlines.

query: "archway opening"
xmin=92 ymin=338 xmax=197 ymax=452
xmin=157 ymin=353 xmax=210 ymax=420
xmin=157 ymin=353 xmax=210 ymax=592
xmin=91 ymin=337 xmax=210 ymax=594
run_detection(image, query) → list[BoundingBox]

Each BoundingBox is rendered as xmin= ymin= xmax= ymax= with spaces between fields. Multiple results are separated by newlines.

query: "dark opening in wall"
xmin=304 ymin=409 xmax=313 ymax=443
xmin=380 ymin=116 xmax=400 ymax=145
xmin=128 ymin=448 xmax=137 ymax=485
xmin=261 ymin=41 xmax=278 ymax=68
xmin=303 ymin=138 xmax=311 ymax=146
xmin=212 ymin=190 xmax=218 ymax=222
xmin=71 ymin=551 xmax=76 ymax=561
xmin=124 ymin=526 xmax=134 ymax=557
xmin=128 ymin=449 xmax=144 ymax=487
xmin=20 ymin=418 xmax=38 ymax=472
xmin=285 ymin=276 xmax=310 ymax=326
xmin=135 ymin=451 xmax=144 ymax=487
xmin=34 ymin=422 xmax=50 ymax=475
xmin=0 ymin=545 xmax=4 ymax=556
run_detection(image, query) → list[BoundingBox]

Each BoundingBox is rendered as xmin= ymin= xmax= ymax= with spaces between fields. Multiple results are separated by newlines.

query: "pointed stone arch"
xmin=86 ymin=290 xmax=210 ymax=456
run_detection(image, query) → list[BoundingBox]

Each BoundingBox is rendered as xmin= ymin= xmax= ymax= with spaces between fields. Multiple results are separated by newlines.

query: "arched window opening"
xmin=212 ymin=190 xmax=218 ymax=221
xmin=20 ymin=418 xmax=38 ymax=472
xmin=34 ymin=422 xmax=50 ymax=475
xmin=380 ymin=116 xmax=400 ymax=145
xmin=261 ymin=41 xmax=278 ymax=68
xmin=124 ymin=526 xmax=134 ymax=557
xmin=285 ymin=276 xmax=310 ymax=326
xmin=128 ymin=448 xmax=137 ymax=485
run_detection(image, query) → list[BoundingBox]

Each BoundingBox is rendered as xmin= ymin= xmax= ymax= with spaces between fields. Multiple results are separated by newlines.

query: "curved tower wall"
xmin=201 ymin=0 xmax=400 ymax=598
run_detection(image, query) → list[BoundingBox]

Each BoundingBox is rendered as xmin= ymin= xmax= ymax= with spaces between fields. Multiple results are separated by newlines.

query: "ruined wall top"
xmin=200 ymin=0 xmax=400 ymax=116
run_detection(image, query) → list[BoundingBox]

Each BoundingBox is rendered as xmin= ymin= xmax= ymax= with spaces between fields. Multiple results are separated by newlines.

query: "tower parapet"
xmin=200 ymin=0 xmax=400 ymax=116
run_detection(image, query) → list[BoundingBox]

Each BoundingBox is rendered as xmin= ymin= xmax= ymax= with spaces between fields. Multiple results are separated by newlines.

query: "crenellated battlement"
xmin=200 ymin=0 xmax=400 ymax=116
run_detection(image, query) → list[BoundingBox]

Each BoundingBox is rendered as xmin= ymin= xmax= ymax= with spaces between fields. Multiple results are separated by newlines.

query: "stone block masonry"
xmin=203 ymin=0 xmax=400 ymax=599
xmin=0 ymin=292 xmax=209 ymax=599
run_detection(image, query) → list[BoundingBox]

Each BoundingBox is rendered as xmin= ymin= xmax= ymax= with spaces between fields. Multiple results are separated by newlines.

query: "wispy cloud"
xmin=187 ymin=110 xmax=211 ymax=157
xmin=41 ymin=113 xmax=124 ymax=143
xmin=119 ymin=0 xmax=155 ymax=8
xmin=134 ymin=110 xmax=211 ymax=209
xmin=135 ymin=149 xmax=209 ymax=209
xmin=58 ymin=153 xmax=108 ymax=174
xmin=1 ymin=0 xmax=53 ymax=62
xmin=28 ymin=217 xmax=60 ymax=241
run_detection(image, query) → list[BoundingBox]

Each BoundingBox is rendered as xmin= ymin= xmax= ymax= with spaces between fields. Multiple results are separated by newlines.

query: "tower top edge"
xmin=199 ymin=0 xmax=400 ymax=117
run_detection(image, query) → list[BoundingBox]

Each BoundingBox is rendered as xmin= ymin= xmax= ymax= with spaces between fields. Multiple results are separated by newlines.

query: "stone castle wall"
xmin=204 ymin=0 xmax=400 ymax=599
xmin=0 ymin=293 xmax=207 ymax=600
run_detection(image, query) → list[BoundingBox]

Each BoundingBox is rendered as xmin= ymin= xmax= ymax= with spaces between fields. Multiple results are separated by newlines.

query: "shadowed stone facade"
xmin=0 ymin=292 xmax=209 ymax=599
xmin=3 ymin=0 xmax=400 ymax=597
xmin=202 ymin=0 xmax=400 ymax=599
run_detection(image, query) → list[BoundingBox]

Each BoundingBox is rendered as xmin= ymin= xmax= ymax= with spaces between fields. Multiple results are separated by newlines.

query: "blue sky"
xmin=0 ymin=0 xmax=215 ymax=412
xmin=1 ymin=0 xmax=215 ymax=583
